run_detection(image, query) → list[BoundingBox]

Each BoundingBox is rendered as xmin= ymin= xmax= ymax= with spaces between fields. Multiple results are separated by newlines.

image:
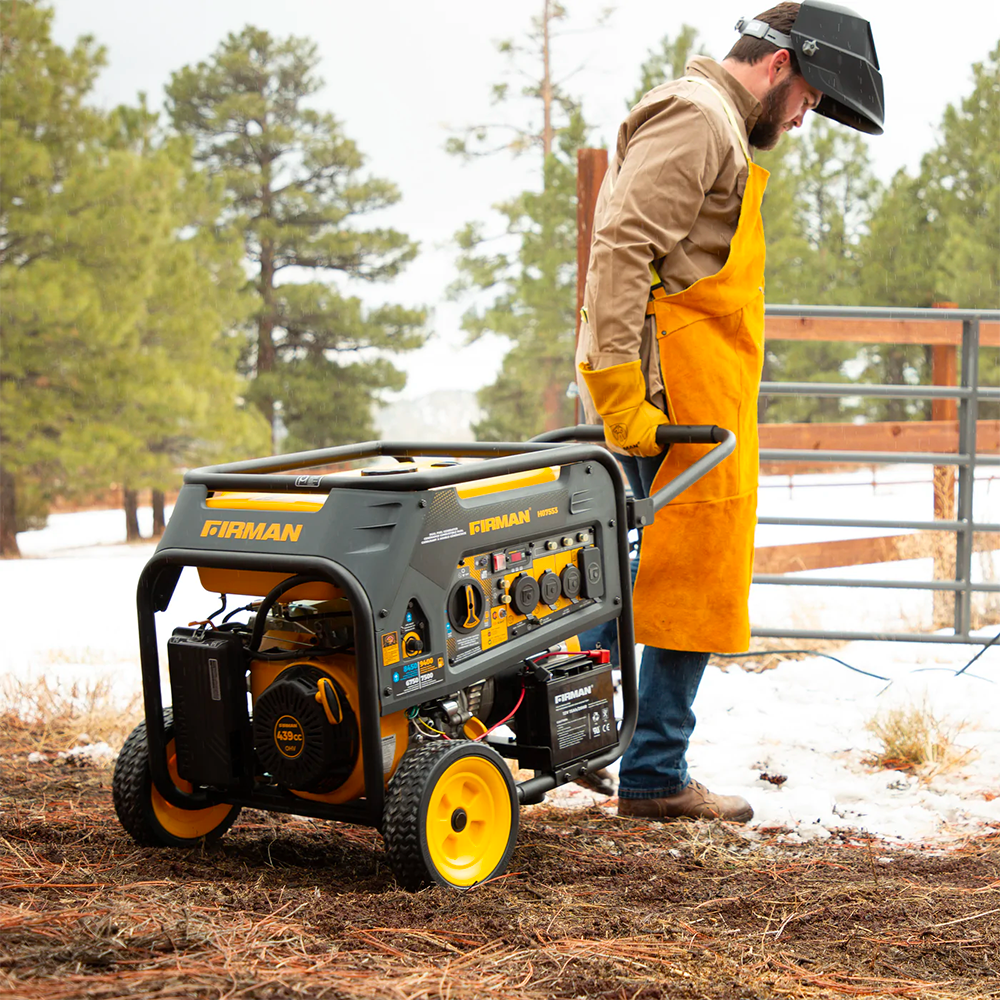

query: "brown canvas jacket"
xmin=576 ymin=56 xmax=762 ymax=424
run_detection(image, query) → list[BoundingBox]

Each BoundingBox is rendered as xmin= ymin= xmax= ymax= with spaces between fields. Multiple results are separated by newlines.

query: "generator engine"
xmin=166 ymin=599 xmax=399 ymax=802
xmin=252 ymin=663 xmax=359 ymax=793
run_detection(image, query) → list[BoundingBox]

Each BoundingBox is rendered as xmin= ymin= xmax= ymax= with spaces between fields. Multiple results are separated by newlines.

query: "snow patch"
xmin=58 ymin=742 xmax=118 ymax=766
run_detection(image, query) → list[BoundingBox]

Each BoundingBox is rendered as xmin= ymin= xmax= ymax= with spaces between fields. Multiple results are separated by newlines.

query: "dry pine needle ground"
xmin=1 ymin=718 xmax=999 ymax=1000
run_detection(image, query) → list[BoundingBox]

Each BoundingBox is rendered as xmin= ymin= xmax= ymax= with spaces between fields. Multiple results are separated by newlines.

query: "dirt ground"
xmin=1 ymin=729 xmax=999 ymax=1000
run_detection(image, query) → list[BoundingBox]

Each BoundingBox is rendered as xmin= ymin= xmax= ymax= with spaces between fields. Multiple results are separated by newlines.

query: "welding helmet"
xmin=735 ymin=1 xmax=884 ymax=134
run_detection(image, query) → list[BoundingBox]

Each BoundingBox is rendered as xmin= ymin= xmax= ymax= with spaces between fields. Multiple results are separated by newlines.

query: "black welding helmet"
xmin=735 ymin=1 xmax=885 ymax=134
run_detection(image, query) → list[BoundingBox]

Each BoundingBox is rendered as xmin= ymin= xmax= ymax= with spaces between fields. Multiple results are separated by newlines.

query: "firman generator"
xmin=113 ymin=425 xmax=732 ymax=889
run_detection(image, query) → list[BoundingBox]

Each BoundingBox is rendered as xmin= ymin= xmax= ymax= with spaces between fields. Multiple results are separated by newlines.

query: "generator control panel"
xmin=445 ymin=526 xmax=604 ymax=667
xmin=382 ymin=518 xmax=614 ymax=704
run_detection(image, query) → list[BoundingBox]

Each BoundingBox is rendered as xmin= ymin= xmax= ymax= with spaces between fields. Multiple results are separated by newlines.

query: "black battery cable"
xmin=713 ymin=629 xmax=1000 ymax=684
xmin=954 ymin=628 xmax=1000 ymax=677
xmin=713 ymin=649 xmax=891 ymax=682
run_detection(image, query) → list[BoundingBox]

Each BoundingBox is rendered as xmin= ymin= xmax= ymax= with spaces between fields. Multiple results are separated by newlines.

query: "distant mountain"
xmin=375 ymin=391 xmax=482 ymax=443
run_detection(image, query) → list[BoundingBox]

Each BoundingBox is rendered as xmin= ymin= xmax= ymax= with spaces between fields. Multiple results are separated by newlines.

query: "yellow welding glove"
xmin=578 ymin=359 xmax=669 ymax=457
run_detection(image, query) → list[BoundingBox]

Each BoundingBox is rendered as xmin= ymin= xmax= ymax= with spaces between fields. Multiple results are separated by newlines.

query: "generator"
xmin=113 ymin=424 xmax=733 ymax=889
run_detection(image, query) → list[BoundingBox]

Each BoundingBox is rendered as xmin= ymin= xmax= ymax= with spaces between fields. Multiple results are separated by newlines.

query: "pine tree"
xmin=920 ymin=42 xmax=1000 ymax=311
xmin=166 ymin=28 xmax=427 ymax=452
xmin=0 ymin=0 xmax=147 ymax=554
xmin=921 ymin=41 xmax=999 ymax=416
xmin=626 ymin=25 xmax=703 ymax=107
xmin=448 ymin=1 xmax=595 ymax=440
xmin=99 ymin=104 xmax=270 ymax=534
xmin=858 ymin=41 xmax=999 ymax=418
xmin=0 ymin=2 xmax=268 ymax=553
xmin=757 ymin=122 xmax=882 ymax=423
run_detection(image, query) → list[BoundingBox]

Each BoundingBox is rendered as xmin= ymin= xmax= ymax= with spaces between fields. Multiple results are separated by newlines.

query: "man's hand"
xmin=578 ymin=359 xmax=669 ymax=456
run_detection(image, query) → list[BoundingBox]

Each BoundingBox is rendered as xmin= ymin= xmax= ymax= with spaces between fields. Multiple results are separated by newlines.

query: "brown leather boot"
xmin=618 ymin=779 xmax=753 ymax=823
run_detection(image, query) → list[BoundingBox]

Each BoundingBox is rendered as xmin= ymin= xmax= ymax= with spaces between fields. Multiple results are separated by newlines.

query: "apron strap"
xmin=679 ymin=76 xmax=752 ymax=163
xmin=648 ymin=76 xmax=752 ymax=303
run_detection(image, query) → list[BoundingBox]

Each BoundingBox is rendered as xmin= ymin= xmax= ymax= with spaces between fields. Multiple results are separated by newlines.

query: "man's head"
xmin=723 ymin=3 xmax=822 ymax=150
xmin=725 ymin=1 xmax=885 ymax=142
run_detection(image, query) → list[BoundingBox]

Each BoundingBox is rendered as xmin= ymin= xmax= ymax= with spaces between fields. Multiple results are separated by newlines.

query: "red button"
xmin=492 ymin=553 xmax=506 ymax=572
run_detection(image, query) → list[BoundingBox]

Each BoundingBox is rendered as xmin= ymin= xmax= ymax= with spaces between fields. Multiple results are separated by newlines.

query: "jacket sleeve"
xmin=582 ymin=97 xmax=724 ymax=370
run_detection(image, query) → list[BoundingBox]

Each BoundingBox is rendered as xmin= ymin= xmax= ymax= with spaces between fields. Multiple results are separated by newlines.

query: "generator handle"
xmin=648 ymin=428 xmax=735 ymax=515
xmin=528 ymin=424 xmax=736 ymax=522
xmin=529 ymin=423 xmax=727 ymax=446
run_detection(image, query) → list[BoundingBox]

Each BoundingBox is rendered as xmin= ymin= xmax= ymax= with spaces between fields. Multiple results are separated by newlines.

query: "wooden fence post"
xmin=574 ymin=148 xmax=608 ymax=423
xmin=931 ymin=302 xmax=959 ymax=627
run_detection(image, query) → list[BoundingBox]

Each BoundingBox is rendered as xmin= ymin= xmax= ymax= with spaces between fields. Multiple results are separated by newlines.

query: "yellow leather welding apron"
xmin=632 ymin=80 xmax=768 ymax=655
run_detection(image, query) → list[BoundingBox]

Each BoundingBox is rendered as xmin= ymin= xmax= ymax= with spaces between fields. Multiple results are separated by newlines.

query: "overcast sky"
xmin=51 ymin=1 xmax=1000 ymax=400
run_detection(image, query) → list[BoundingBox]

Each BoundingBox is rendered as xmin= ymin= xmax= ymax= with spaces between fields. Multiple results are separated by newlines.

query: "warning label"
xmin=421 ymin=526 xmax=468 ymax=545
xmin=480 ymin=606 xmax=509 ymax=650
xmin=381 ymin=631 xmax=400 ymax=667
xmin=555 ymin=693 xmax=613 ymax=754
xmin=381 ymin=734 xmax=396 ymax=774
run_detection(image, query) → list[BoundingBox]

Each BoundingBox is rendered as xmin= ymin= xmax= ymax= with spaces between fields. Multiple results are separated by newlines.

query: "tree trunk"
xmin=541 ymin=0 xmax=553 ymax=159
xmin=152 ymin=489 xmax=167 ymax=537
xmin=758 ymin=353 xmax=772 ymax=423
xmin=257 ymin=238 xmax=277 ymax=446
xmin=0 ymin=465 xmax=21 ymax=558
xmin=124 ymin=486 xmax=141 ymax=542
xmin=257 ymin=135 xmax=278 ymax=448
xmin=884 ymin=347 xmax=907 ymax=422
xmin=542 ymin=360 xmax=563 ymax=431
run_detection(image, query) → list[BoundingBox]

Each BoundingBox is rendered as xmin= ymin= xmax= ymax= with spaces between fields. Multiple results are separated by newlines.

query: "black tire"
xmin=383 ymin=740 xmax=519 ymax=891
xmin=113 ymin=708 xmax=242 ymax=848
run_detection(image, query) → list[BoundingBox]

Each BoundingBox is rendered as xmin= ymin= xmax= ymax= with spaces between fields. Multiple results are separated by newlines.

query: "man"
xmin=576 ymin=2 xmax=884 ymax=820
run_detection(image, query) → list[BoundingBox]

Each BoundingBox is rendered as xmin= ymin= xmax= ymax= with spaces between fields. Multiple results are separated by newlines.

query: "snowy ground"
xmin=3 ymin=467 xmax=999 ymax=848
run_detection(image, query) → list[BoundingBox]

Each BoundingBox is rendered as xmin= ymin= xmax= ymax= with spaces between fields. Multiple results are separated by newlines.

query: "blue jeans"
xmin=576 ymin=453 xmax=709 ymax=799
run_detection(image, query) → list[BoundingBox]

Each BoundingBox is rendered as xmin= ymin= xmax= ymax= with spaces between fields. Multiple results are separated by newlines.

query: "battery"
xmin=167 ymin=628 xmax=252 ymax=788
xmin=514 ymin=653 xmax=617 ymax=770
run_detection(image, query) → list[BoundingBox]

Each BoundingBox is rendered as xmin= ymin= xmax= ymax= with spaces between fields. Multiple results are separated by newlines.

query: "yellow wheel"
xmin=113 ymin=709 xmax=241 ymax=847
xmin=384 ymin=741 xmax=518 ymax=890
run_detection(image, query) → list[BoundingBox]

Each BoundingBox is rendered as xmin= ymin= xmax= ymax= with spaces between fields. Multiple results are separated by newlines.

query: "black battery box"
xmin=511 ymin=652 xmax=618 ymax=770
xmin=167 ymin=627 xmax=252 ymax=789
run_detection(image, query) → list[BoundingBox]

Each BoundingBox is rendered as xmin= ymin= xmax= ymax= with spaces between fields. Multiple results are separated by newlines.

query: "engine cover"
xmin=253 ymin=664 xmax=359 ymax=793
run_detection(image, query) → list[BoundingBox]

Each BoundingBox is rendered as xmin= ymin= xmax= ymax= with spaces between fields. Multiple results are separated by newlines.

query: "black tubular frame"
xmin=139 ymin=426 xmax=733 ymax=825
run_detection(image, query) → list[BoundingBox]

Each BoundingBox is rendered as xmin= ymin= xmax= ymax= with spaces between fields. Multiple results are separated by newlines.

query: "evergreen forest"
xmin=1 ymin=0 xmax=997 ymax=556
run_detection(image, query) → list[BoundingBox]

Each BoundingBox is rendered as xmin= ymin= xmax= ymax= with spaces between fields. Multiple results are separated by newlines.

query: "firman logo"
xmin=555 ymin=685 xmax=594 ymax=705
xmin=201 ymin=520 xmax=303 ymax=542
xmin=469 ymin=509 xmax=531 ymax=535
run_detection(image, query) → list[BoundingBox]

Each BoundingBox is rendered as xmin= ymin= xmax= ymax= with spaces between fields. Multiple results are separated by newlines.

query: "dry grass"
xmin=0 ymin=675 xmax=141 ymax=756
xmin=2 ymin=691 xmax=999 ymax=999
xmin=2 ymin=744 xmax=999 ymax=1000
xmin=865 ymin=699 xmax=977 ymax=780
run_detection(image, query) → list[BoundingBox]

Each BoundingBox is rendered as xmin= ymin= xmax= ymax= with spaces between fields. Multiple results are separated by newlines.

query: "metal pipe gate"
xmin=753 ymin=304 xmax=1000 ymax=646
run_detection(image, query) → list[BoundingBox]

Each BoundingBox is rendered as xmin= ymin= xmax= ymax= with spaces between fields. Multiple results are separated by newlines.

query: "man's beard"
xmin=749 ymin=75 xmax=794 ymax=150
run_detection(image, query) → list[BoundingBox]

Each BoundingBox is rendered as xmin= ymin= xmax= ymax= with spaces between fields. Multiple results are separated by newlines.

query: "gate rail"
xmin=753 ymin=304 xmax=1000 ymax=645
